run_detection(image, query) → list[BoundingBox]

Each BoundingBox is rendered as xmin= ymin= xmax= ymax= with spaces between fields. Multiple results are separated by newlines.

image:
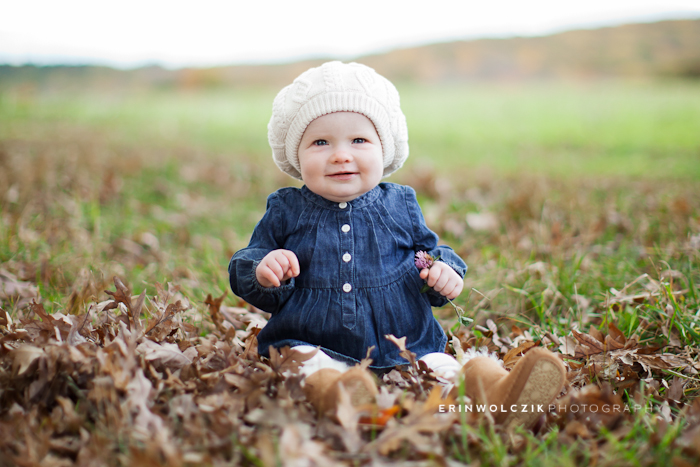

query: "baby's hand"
xmin=419 ymin=261 xmax=463 ymax=300
xmin=256 ymin=250 xmax=300 ymax=288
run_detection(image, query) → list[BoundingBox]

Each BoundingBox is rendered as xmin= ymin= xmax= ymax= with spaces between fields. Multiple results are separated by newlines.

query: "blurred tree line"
xmin=1 ymin=19 xmax=699 ymax=93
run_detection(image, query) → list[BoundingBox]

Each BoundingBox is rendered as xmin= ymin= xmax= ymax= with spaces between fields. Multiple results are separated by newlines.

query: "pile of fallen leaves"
xmin=1 ymin=276 xmax=700 ymax=466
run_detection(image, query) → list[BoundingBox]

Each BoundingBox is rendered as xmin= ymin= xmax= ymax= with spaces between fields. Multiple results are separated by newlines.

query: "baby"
xmin=229 ymin=62 xmax=565 ymax=426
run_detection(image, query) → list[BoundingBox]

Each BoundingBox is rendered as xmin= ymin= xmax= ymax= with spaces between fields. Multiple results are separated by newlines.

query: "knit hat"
xmin=268 ymin=61 xmax=409 ymax=180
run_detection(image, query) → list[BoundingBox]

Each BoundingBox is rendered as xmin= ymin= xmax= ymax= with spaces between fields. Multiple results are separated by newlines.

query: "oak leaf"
xmin=12 ymin=344 xmax=45 ymax=375
xmin=572 ymin=329 xmax=605 ymax=357
xmin=136 ymin=340 xmax=192 ymax=369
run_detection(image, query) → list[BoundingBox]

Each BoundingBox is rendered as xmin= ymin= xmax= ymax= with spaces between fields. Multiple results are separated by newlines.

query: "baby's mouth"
xmin=327 ymin=172 xmax=358 ymax=180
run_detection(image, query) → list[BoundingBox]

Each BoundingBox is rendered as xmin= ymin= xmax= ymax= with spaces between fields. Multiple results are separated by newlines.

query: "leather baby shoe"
xmin=457 ymin=347 xmax=566 ymax=428
xmin=302 ymin=366 xmax=378 ymax=418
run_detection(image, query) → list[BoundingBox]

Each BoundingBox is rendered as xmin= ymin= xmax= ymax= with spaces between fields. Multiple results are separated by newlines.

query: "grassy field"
xmin=1 ymin=80 xmax=699 ymax=466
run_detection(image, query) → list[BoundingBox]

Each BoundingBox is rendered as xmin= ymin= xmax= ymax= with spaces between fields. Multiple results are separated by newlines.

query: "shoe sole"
xmin=500 ymin=356 xmax=565 ymax=428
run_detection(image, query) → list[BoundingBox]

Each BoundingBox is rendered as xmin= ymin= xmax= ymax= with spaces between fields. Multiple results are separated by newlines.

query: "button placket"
xmin=339 ymin=206 xmax=355 ymax=329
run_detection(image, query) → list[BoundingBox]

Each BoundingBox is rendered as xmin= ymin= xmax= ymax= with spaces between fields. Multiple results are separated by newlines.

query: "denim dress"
xmin=228 ymin=182 xmax=467 ymax=371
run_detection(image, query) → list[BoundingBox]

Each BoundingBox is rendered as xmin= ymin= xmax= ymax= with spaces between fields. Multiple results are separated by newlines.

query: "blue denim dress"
xmin=228 ymin=182 xmax=467 ymax=371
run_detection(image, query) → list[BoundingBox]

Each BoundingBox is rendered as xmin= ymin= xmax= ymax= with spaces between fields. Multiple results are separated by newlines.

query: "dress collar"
xmin=300 ymin=185 xmax=381 ymax=211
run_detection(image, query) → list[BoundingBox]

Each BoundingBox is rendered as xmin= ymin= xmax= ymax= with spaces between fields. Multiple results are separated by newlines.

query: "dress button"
xmin=341 ymin=224 xmax=350 ymax=233
xmin=343 ymin=283 xmax=352 ymax=293
xmin=342 ymin=253 xmax=351 ymax=262
xmin=339 ymin=202 xmax=347 ymax=209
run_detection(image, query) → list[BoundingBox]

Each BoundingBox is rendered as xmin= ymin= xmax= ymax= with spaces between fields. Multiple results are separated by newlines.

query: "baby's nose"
xmin=331 ymin=149 xmax=353 ymax=163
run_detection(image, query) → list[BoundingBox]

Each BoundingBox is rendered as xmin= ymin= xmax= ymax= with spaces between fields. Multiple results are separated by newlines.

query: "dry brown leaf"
xmin=605 ymin=334 xmax=625 ymax=351
xmin=588 ymin=325 xmax=605 ymax=344
xmin=502 ymin=341 xmax=536 ymax=368
xmin=555 ymin=383 xmax=626 ymax=433
xmin=334 ymin=385 xmax=363 ymax=453
xmin=136 ymin=340 xmax=192 ymax=369
xmin=0 ymin=328 xmax=30 ymax=345
xmin=29 ymin=301 xmax=63 ymax=332
xmin=544 ymin=331 xmax=562 ymax=346
xmin=384 ymin=334 xmax=407 ymax=351
xmin=144 ymin=291 xmax=188 ymax=343
xmin=565 ymin=420 xmax=592 ymax=439
xmin=486 ymin=319 xmax=498 ymax=335
xmin=636 ymin=354 xmax=691 ymax=371
xmin=608 ymin=322 xmax=627 ymax=345
xmin=662 ymin=321 xmax=683 ymax=348
xmin=623 ymin=334 xmax=640 ymax=350
xmin=278 ymin=423 xmax=342 ymax=467
xmin=0 ymin=307 xmax=11 ymax=327
xmin=242 ymin=328 xmax=260 ymax=361
xmin=204 ymin=290 xmax=228 ymax=334
xmin=636 ymin=344 xmax=663 ymax=355
xmin=672 ymin=456 xmax=698 ymax=467
xmin=0 ymin=268 xmax=38 ymax=307
xmin=267 ymin=345 xmax=319 ymax=375
xmin=572 ymin=329 xmax=605 ymax=357
xmin=365 ymin=387 xmax=454 ymax=456
xmin=12 ymin=344 xmax=45 ymax=375
xmin=666 ymin=376 xmax=685 ymax=402
xmin=559 ymin=335 xmax=578 ymax=356
xmin=385 ymin=334 xmax=418 ymax=370
xmin=104 ymin=277 xmax=144 ymax=336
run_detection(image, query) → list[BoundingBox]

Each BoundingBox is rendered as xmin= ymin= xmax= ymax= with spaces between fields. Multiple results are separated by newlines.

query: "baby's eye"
xmin=352 ymin=138 xmax=366 ymax=144
xmin=312 ymin=139 xmax=328 ymax=146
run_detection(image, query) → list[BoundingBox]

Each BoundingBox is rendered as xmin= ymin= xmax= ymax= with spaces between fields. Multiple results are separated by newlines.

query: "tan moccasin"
xmin=459 ymin=347 xmax=566 ymax=428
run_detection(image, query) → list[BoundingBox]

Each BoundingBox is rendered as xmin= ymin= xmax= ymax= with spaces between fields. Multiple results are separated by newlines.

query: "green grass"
xmin=403 ymin=81 xmax=700 ymax=178
xmin=2 ymin=80 xmax=699 ymax=179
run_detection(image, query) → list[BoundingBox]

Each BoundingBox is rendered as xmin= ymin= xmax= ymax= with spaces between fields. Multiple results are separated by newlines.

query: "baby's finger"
xmin=260 ymin=266 xmax=281 ymax=287
xmin=275 ymin=258 xmax=297 ymax=283
xmin=281 ymin=263 xmax=297 ymax=281
xmin=419 ymin=268 xmax=430 ymax=280
xmin=444 ymin=281 xmax=461 ymax=300
xmin=452 ymin=280 xmax=464 ymax=298
xmin=264 ymin=256 xmax=284 ymax=278
xmin=433 ymin=270 xmax=450 ymax=292
xmin=427 ymin=266 xmax=442 ymax=288
xmin=280 ymin=250 xmax=300 ymax=277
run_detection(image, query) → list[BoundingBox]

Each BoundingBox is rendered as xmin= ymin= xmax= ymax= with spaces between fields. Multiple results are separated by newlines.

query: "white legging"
xmin=292 ymin=345 xmax=463 ymax=380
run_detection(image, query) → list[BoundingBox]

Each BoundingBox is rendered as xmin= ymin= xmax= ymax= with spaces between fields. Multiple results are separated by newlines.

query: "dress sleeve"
xmin=228 ymin=193 xmax=296 ymax=314
xmin=404 ymin=185 xmax=468 ymax=307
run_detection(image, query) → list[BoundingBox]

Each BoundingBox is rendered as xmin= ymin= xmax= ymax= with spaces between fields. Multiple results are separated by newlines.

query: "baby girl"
xmin=229 ymin=62 xmax=565 ymax=427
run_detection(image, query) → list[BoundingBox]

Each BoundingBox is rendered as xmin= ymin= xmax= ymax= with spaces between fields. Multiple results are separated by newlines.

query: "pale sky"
xmin=2 ymin=0 xmax=699 ymax=69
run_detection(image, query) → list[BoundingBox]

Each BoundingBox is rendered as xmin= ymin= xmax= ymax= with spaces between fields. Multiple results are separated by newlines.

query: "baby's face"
xmin=298 ymin=112 xmax=383 ymax=203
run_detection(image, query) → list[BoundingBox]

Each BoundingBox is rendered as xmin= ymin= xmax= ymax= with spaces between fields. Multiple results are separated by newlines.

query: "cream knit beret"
xmin=268 ymin=61 xmax=409 ymax=180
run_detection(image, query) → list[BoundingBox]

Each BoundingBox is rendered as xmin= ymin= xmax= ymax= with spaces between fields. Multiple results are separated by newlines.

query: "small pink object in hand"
xmin=415 ymin=251 xmax=471 ymax=327
xmin=414 ymin=251 xmax=435 ymax=270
